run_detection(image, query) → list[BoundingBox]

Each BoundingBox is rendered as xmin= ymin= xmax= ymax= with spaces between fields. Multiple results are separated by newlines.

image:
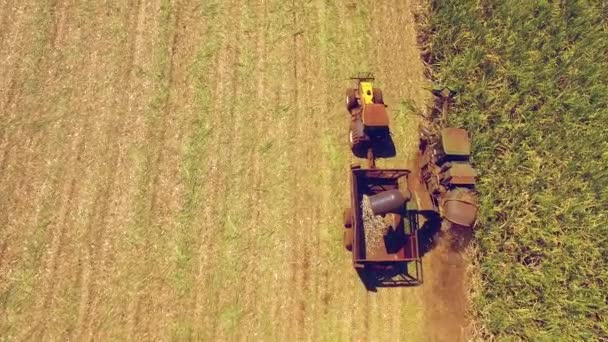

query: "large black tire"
xmin=346 ymin=88 xmax=358 ymax=111
xmin=343 ymin=228 xmax=353 ymax=251
xmin=349 ymin=131 xmax=368 ymax=158
xmin=372 ymin=87 xmax=383 ymax=104
xmin=349 ymin=116 xmax=368 ymax=158
xmin=349 ymin=126 xmax=364 ymax=147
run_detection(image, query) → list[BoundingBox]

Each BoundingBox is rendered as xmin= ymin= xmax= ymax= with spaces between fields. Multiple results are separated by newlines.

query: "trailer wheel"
xmin=343 ymin=228 xmax=353 ymax=251
xmin=346 ymin=88 xmax=358 ymax=111
xmin=343 ymin=208 xmax=353 ymax=228
xmin=372 ymin=88 xmax=383 ymax=104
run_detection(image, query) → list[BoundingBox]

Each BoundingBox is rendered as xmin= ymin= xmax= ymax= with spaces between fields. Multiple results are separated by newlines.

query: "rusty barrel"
xmin=368 ymin=189 xmax=408 ymax=215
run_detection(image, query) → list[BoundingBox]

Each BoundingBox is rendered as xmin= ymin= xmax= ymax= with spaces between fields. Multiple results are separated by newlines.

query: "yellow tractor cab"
xmin=359 ymin=81 xmax=374 ymax=105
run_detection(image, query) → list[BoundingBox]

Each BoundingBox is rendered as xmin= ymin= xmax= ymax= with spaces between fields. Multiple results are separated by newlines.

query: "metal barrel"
xmin=368 ymin=189 xmax=407 ymax=215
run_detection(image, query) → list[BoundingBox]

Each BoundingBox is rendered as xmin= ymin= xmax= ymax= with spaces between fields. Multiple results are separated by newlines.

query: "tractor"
xmin=345 ymin=72 xmax=395 ymax=168
xmin=342 ymin=74 xmax=478 ymax=290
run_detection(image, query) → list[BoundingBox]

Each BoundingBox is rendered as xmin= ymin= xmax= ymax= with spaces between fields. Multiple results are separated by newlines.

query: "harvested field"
xmin=0 ymin=0 xmax=470 ymax=341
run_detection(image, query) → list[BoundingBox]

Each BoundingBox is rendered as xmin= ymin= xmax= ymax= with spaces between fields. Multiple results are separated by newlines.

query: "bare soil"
xmin=0 ymin=0 xmax=470 ymax=340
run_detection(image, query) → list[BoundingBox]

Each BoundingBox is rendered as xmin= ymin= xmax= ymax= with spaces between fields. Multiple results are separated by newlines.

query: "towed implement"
xmin=418 ymin=127 xmax=478 ymax=230
xmin=342 ymin=74 xmax=478 ymax=289
xmin=343 ymin=166 xmax=423 ymax=287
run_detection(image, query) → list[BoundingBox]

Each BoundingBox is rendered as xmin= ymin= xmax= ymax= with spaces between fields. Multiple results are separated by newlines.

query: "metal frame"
xmin=349 ymin=167 xmax=423 ymax=288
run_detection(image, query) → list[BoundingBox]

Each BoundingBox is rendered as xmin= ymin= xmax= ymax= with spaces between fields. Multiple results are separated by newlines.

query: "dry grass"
xmin=0 ymin=0 xmax=462 ymax=340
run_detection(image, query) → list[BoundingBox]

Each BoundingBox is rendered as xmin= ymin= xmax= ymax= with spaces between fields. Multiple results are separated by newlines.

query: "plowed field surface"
xmin=0 ymin=1 xmax=469 ymax=341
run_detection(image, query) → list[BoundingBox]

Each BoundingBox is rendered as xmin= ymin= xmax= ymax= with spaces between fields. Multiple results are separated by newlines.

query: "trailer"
xmin=343 ymin=166 xmax=424 ymax=287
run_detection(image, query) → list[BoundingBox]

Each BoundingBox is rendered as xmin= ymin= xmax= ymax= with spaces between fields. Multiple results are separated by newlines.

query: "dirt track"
xmin=0 ymin=1 xmax=469 ymax=340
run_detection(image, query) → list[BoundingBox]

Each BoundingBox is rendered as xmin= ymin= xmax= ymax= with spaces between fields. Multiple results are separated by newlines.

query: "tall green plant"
xmin=421 ymin=0 xmax=608 ymax=339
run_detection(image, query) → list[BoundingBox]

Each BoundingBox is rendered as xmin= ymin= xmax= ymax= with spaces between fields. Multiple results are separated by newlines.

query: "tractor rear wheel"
xmin=349 ymin=129 xmax=361 ymax=147
xmin=372 ymin=88 xmax=383 ymax=104
xmin=350 ymin=131 xmax=369 ymax=158
xmin=343 ymin=228 xmax=353 ymax=251
xmin=346 ymin=88 xmax=358 ymax=110
xmin=350 ymin=132 xmax=369 ymax=158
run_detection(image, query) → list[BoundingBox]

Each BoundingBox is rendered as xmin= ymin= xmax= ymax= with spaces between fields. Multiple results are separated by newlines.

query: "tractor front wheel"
xmin=372 ymin=88 xmax=383 ymax=104
xmin=346 ymin=88 xmax=358 ymax=111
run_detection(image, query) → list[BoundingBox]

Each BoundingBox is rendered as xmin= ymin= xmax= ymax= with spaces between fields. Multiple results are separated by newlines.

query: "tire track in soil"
xmin=189 ymin=1 xmax=242 ymax=339
xmin=1 ymin=0 xmax=64 ymax=116
xmin=245 ymin=9 xmax=287 ymax=340
xmin=370 ymin=2 xmax=403 ymax=340
xmin=7 ymin=1 xmax=163 ymax=336
xmin=0 ymin=2 xmax=73 ymax=225
xmin=0 ymin=0 xmax=20 ymax=115
xmin=30 ymin=171 xmax=83 ymax=341
xmin=285 ymin=2 xmax=314 ymax=339
xmin=310 ymin=3 xmax=346 ymax=340
xmin=124 ymin=1 xmax=182 ymax=338
xmin=218 ymin=3 xmax=290 ymax=340
xmin=0 ymin=6 xmax=82 ymax=337
xmin=0 ymin=133 xmax=49 ymax=254
xmin=48 ymin=0 xmax=67 ymax=49
xmin=228 ymin=3 xmax=298 ymax=334
xmin=423 ymin=238 xmax=471 ymax=342
xmin=207 ymin=4 xmax=251 ymax=340
xmin=11 ymin=3 xmax=101 ymax=339
xmin=136 ymin=1 xmax=209 ymax=338
xmin=0 ymin=1 xmax=48 ymax=197
xmin=250 ymin=4 xmax=308 ymax=336
xmin=291 ymin=3 xmax=327 ymax=340
xmin=368 ymin=1 xmax=471 ymax=341
xmin=232 ymin=1 xmax=269 ymax=339
xmin=42 ymin=4 xmax=134 ymax=338
xmin=46 ymin=3 xmax=159 ymax=338
xmin=128 ymin=1 xmax=209 ymax=337
xmin=73 ymin=1 xmax=145 ymax=339
xmin=82 ymin=2 xmax=164 ymax=339
xmin=179 ymin=1 xmax=226 ymax=334
xmin=259 ymin=2 xmax=300 ymax=340
xmin=0 ymin=2 xmax=31 ymax=279
xmin=22 ymin=108 xmax=90 ymax=341
xmin=0 ymin=0 xmax=14 ymax=46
